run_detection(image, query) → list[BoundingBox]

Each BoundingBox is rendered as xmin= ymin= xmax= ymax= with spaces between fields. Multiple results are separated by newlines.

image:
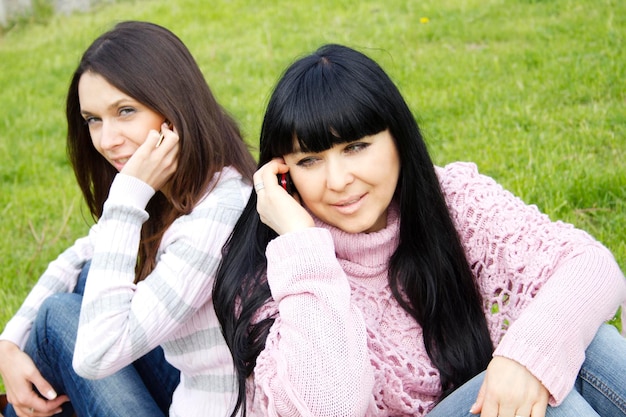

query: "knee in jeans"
xmin=37 ymin=293 xmax=80 ymax=325
xmin=586 ymin=324 xmax=622 ymax=359
xmin=33 ymin=293 xmax=81 ymax=344
xmin=27 ymin=293 xmax=81 ymax=364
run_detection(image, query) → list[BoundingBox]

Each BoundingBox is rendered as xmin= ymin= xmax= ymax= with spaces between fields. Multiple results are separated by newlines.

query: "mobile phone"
xmin=155 ymin=120 xmax=172 ymax=148
xmin=277 ymin=172 xmax=295 ymax=195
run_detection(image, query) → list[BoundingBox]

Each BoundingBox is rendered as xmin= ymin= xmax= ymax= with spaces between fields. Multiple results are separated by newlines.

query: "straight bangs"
xmin=263 ymin=57 xmax=388 ymax=159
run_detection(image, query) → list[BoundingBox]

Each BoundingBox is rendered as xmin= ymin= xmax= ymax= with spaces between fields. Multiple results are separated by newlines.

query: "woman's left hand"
xmin=121 ymin=122 xmax=179 ymax=191
xmin=470 ymin=356 xmax=549 ymax=417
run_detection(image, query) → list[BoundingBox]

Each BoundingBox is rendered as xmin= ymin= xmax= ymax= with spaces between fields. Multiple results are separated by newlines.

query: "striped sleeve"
xmin=0 ymin=233 xmax=94 ymax=349
xmin=73 ymin=171 xmax=248 ymax=379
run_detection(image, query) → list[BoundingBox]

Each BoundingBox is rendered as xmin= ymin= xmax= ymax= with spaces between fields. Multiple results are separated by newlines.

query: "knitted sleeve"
xmin=0 ymin=231 xmax=94 ymax=350
xmin=73 ymin=171 xmax=248 ymax=379
xmin=251 ymin=228 xmax=375 ymax=417
xmin=439 ymin=162 xmax=626 ymax=405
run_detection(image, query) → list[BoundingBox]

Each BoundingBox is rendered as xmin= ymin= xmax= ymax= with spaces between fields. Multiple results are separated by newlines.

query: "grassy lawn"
xmin=0 ymin=0 xmax=624 ymax=387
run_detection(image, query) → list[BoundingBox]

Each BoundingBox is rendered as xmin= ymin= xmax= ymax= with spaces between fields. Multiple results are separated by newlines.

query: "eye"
xmin=344 ymin=142 xmax=370 ymax=154
xmin=119 ymin=107 xmax=136 ymax=116
xmin=296 ymin=156 xmax=319 ymax=168
xmin=83 ymin=115 xmax=100 ymax=125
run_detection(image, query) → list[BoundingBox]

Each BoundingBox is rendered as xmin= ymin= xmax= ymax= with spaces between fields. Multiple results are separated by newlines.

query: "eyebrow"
xmin=80 ymin=98 xmax=133 ymax=118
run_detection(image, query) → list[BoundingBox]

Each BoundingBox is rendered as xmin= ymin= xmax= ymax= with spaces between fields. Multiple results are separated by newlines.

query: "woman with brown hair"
xmin=0 ymin=21 xmax=255 ymax=417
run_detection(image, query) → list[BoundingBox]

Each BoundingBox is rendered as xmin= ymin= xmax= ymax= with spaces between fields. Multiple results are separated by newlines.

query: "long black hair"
xmin=214 ymin=44 xmax=493 ymax=416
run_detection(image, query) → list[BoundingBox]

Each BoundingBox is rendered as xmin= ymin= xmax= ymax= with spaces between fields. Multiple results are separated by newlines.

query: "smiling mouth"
xmin=110 ymin=157 xmax=130 ymax=170
xmin=331 ymin=194 xmax=365 ymax=213
xmin=335 ymin=196 xmax=361 ymax=206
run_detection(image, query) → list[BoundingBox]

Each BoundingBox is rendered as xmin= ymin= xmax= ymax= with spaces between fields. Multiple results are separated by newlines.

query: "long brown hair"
xmin=66 ymin=21 xmax=256 ymax=282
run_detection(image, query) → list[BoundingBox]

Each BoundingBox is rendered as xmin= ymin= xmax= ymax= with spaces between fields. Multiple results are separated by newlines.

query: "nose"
xmin=325 ymin=157 xmax=354 ymax=191
xmin=97 ymin=120 xmax=123 ymax=151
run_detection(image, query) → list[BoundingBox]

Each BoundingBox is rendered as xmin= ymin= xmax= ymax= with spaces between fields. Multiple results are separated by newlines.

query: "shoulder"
xmin=434 ymin=162 xmax=574 ymax=241
xmin=162 ymin=167 xmax=252 ymax=250
xmin=435 ymin=161 xmax=494 ymax=190
xmin=195 ymin=166 xmax=253 ymax=212
xmin=435 ymin=161 xmax=479 ymax=177
xmin=435 ymin=161 xmax=508 ymax=208
xmin=171 ymin=166 xmax=252 ymax=232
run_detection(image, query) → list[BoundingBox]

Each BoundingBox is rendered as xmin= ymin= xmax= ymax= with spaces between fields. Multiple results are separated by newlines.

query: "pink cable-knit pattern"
xmin=441 ymin=163 xmax=591 ymax=343
xmin=247 ymin=162 xmax=626 ymax=416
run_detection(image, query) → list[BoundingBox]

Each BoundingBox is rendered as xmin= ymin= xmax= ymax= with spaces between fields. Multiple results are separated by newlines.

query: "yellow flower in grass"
xmin=420 ymin=17 xmax=430 ymax=24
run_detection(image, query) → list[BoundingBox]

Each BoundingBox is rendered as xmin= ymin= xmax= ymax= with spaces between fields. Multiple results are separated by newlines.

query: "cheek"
xmin=368 ymin=162 xmax=397 ymax=185
xmin=129 ymin=124 xmax=151 ymax=145
xmin=296 ymin=186 xmax=320 ymax=208
xmin=293 ymin=175 xmax=325 ymax=207
xmin=372 ymin=150 xmax=400 ymax=186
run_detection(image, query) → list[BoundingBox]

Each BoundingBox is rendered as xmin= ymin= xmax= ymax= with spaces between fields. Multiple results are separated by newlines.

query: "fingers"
xmin=30 ymin=372 xmax=58 ymax=401
xmin=254 ymin=158 xmax=313 ymax=235
xmin=14 ymin=402 xmax=65 ymax=417
xmin=253 ymin=158 xmax=287 ymax=190
xmin=8 ymin=372 xmax=68 ymax=417
xmin=478 ymin=398 xmax=532 ymax=417
xmin=529 ymin=400 xmax=548 ymax=417
xmin=469 ymin=380 xmax=486 ymax=414
xmin=153 ymin=122 xmax=176 ymax=149
xmin=472 ymin=357 xmax=550 ymax=417
xmin=145 ymin=123 xmax=178 ymax=157
xmin=155 ymin=121 xmax=172 ymax=148
xmin=9 ymin=392 xmax=68 ymax=417
xmin=253 ymin=158 xmax=291 ymax=198
xmin=121 ymin=122 xmax=179 ymax=190
xmin=155 ymin=130 xmax=166 ymax=148
xmin=0 ymin=342 xmax=70 ymax=417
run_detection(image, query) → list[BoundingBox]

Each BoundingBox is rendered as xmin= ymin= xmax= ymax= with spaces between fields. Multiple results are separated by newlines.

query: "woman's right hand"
xmin=0 ymin=341 xmax=69 ymax=417
xmin=254 ymin=158 xmax=314 ymax=235
xmin=121 ymin=122 xmax=180 ymax=192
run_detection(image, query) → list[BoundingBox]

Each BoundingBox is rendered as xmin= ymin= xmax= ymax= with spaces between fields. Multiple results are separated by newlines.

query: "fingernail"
xmin=46 ymin=389 xmax=57 ymax=400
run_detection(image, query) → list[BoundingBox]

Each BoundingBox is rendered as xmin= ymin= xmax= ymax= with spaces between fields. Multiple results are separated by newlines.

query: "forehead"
xmin=78 ymin=72 xmax=132 ymax=112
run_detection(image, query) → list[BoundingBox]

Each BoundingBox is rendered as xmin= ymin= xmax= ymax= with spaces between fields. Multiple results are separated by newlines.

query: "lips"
xmin=331 ymin=194 xmax=365 ymax=214
xmin=110 ymin=156 xmax=131 ymax=171
xmin=336 ymin=197 xmax=361 ymax=206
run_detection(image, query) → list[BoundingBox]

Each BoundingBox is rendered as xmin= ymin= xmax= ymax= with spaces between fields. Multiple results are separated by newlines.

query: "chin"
xmin=336 ymin=223 xmax=376 ymax=234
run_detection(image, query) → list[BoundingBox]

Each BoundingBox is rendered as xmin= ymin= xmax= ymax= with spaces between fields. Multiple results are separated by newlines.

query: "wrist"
xmin=0 ymin=339 xmax=19 ymax=352
xmin=0 ymin=340 xmax=20 ymax=368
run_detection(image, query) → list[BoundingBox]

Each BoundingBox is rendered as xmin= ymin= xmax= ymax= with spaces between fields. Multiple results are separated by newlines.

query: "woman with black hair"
xmin=213 ymin=44 xmax=626 ymax=417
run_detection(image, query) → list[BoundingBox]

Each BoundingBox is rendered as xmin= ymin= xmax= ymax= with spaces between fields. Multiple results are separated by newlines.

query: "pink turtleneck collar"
xmin=309 ymin=201 xmax=401 ymax=271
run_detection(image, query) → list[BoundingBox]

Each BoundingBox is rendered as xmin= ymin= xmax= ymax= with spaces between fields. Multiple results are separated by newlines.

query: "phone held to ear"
xmin=156 ymin=120 xmax=172 ymax=148
xmin=277 ymin=172 xmax=295 ymax=195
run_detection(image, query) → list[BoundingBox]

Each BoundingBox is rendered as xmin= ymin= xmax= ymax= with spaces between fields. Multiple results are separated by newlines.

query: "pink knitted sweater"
xmin=248 ymin=162 xmax=626 ymax=417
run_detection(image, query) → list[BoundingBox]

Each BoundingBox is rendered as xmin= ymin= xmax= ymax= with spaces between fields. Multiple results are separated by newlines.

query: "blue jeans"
xmin=4 ymin=263 xmax=180 ymax=417
xmin=427 ymin=324 xmax=626 ymax=416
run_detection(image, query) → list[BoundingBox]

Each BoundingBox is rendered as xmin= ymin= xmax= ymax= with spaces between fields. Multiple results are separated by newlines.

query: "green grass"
xmin=0 ymin=0 xmax=624 ymax=383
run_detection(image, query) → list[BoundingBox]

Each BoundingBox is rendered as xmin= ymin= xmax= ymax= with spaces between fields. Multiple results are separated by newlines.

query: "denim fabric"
xmin=427 ymin=324 xmax=626 ymax=417
xmin=574 ymin=324 xmax=626 ymax=416
xmin=4 ymin=262 xmax=180 ymax=417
